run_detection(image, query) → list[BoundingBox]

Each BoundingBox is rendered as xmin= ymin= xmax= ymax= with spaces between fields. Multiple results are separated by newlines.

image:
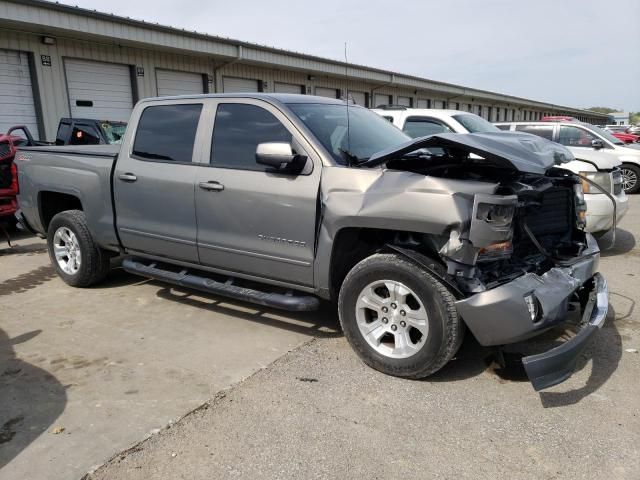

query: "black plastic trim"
xmin=122 ymin=258 xmax=320 ymax=312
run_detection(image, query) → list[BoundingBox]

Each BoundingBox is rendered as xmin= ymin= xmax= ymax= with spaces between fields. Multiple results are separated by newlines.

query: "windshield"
xmin=587 ymin=124 xmax=625 ymax=146
xmin=288 ymin=103 xmax=410 ymax=165
xmin=452 ymin=114 xmax=501 ymax=133
xmin=101 ymin=121 xmax=127 ymax=144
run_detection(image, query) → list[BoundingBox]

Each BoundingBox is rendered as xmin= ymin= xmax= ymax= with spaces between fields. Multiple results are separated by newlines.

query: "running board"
xmin=122 ymin=258 xmax=320 ymax=312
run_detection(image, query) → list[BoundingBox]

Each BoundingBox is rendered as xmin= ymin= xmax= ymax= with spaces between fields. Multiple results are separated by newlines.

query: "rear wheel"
xmin=338 ymin=253 xmax=463 ymax=379
xmin=621 ymin=163 xmax=640 ymax=194
xmin=47 ymin=210 xmax=111 ymax=287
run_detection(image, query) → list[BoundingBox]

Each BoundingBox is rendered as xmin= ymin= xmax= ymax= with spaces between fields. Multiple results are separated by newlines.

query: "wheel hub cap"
xmin=53 ymin=227 xmax=81 ymax=275
xmin=355 ymin=280 xmax=429 ymax=359
xmin=621 ymin=167 xmax=637 ymax=192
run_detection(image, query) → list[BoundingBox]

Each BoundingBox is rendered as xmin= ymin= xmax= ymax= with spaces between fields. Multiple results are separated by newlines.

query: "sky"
xmin=62 ymin=0 xmax=640 ymax=111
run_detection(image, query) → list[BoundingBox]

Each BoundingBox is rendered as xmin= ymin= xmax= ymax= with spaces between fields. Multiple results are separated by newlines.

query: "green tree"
xmin=587 ymin=107 xmax=619 ymax=114
xmin=630 ymin=112 xmax=640 ymax=125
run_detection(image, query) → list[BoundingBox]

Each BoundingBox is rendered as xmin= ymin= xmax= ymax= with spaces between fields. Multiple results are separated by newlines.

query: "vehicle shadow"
xmin=427 ymin=302 xmax=623 ymax=402
xmin=154 ymin=284 xmax=342 ymax=339
xmin=0 ymin=328 xmax=67 ymax=469
xmin=598 ymin=228 xmax=636 ymax=257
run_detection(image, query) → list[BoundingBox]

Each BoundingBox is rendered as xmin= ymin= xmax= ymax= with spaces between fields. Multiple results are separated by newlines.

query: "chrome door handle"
xmin=199 ymin=181 xmax=224 ymax=192
xmin=118 ymin=173 xmax=137 ymax=182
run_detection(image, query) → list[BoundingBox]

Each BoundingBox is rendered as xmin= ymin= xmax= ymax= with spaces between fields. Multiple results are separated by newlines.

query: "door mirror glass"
xmin=591 ymin=139 xmax=605 ymax=150
xmin=255 ymin=142 xmax=306 ymax=171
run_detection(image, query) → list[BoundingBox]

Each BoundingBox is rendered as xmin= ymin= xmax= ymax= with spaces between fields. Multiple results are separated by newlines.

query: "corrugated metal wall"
xmin=0 ymin=28 xmax=606 ymax=141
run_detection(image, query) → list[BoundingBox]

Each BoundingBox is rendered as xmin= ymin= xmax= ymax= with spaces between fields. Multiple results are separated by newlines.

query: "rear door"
xmin=194 ymin=99 xmax=321 ymax=286
xmin=114 ymin=100 xmax=205 ymax=262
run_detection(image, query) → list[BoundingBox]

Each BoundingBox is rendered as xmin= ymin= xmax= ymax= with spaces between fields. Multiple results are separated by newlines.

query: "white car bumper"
xmin=585 ymin=191 xmax=629 ymax=233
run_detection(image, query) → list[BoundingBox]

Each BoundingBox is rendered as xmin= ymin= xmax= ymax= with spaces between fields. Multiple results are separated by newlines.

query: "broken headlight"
xmin=472 ymin=197 xmax=516 ymax=261
xmin=574 ymin=184 xmax=587 ymax=229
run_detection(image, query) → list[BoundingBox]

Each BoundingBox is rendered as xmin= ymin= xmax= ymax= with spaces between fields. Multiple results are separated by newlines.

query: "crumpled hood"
xmin=364 ymin=132 xmax=575 ymax=175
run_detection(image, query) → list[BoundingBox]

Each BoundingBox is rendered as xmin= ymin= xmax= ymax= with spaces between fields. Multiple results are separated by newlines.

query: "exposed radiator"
xmin=524 ymin=188 xmax=573 ymax=236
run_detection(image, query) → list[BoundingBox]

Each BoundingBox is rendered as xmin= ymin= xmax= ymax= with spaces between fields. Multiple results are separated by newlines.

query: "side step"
xmin=122 ymin=258 xmax=320 ymax=312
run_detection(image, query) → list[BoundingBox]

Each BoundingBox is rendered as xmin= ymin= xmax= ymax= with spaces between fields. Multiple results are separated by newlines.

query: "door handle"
xmin=118 ymin=173 xmax=137 ymax=182
xmin=199 ymin=181 xmax=224 ymax=192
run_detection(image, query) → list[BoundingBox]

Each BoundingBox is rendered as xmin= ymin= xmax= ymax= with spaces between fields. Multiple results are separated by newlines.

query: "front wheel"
xmin=621 ymin=163 xmax=640 ymax=194
xmin=338 ymin=253 xmax=464 ymax=379
xmin=47 ymin=210 xmax=111 ymax=287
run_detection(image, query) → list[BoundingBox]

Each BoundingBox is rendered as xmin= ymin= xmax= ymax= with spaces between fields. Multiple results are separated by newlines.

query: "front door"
xmin=194 ymin=99 xmax=321 ymax=286
xmin=114 ymin=101 xmax=205 ymax=262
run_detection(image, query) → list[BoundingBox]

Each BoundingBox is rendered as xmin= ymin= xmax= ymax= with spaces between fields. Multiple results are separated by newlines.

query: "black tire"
xmin=621 ymin=163 xmax=640 ymax=194
xmin=47 ymin=210 xmax=111 ymax=287
xmin=338 ymin=253 xmax=463 ymax=379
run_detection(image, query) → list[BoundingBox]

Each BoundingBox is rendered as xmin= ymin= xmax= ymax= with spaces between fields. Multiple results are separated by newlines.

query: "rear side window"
xmin=69 ymin=124 xmax=101 ymax=146
xmin=403 ymin=117 xmax=452 ymax=138
xmin=515 ymin=125 xmax=554 ymax=140
xmin=211 ymin=103 xmax=292 ymax=170
xmin=495 ymin=124 xmax=511 ymax=131
xmin=133 ymin=104 xmax=202 ymax=162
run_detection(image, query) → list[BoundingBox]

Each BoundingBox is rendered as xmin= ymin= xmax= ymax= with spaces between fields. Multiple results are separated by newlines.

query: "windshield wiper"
xmin=338 ymin=148 xmax=368 ymax=167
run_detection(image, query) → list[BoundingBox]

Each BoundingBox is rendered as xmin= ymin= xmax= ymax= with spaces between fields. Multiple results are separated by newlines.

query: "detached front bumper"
xmin=522 ymin=273 xmax=608 ymax=390
xmin=456 ymin=234 xmax=608 ymax=390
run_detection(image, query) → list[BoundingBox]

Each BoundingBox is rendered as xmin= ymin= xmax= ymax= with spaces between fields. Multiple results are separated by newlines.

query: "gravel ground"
xmin=84 ymin=197 xmax=640 ymax=480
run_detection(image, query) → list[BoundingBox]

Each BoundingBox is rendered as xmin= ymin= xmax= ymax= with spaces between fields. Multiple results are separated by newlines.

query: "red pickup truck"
xmin=0 ymin=127 xmax=32 ymax=231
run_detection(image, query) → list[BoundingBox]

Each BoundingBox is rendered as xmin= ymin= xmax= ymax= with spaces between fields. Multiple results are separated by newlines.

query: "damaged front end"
xmin=370 ymin=133 xmax=607 ymax=391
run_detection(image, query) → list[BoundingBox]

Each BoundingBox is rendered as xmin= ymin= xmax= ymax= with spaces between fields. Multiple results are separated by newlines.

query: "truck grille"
xmin=524 ymin=188 xmax=573 ymax=236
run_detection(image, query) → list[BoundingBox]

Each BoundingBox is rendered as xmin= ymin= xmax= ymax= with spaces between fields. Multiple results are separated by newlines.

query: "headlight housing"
xmin=579 ymin=171 xmax=612 ymax=194
xmin=574 ymin=184 xmax=587 ymax=229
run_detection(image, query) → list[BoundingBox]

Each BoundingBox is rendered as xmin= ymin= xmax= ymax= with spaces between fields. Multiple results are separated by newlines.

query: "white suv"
xmin=373 ymin=108 xmax=628 ymax=234
xmin=495 ymin=121 xmax=640 ymax=195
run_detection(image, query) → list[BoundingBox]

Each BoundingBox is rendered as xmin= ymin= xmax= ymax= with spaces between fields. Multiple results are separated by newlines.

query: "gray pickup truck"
xmin=15 ymin=94 xmax=608 ymax=390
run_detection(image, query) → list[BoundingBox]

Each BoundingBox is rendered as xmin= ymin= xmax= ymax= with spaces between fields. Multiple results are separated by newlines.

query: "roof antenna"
xmin=344 ymin=42 xmax=352 ymax=165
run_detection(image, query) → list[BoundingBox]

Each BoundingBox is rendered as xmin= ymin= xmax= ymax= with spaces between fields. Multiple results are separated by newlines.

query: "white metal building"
xmin=0 ymin=0 xmax=608 ymax=141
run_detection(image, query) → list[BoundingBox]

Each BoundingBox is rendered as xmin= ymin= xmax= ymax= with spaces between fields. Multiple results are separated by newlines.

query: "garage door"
xmin=397 ymin=96 xmax=412 ymax=107
xmin=156 ymin=69 xmax=204 ymax=97
xmin=417 ymin=99 xmax=430 ymax=109
xmin=65 ymin=59 xmax=133 ymax=122
xmin=274 ymin=82 xmax=303 ymax=94
xmin=374 ymin=94 xmax=391 ymax=108
xmin=347 ymin=90 xmax=367 ymax=106
xmin=0 ymin=49 xmax=39 ymax=136
xmin=315 ymin=87 xmax=338 ymax=98
xmin=222 ymin=77 xmax=260 ymax=93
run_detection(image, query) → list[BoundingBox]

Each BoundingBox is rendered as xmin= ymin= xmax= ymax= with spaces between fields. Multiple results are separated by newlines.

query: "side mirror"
xmin=591 ymin=139 xmax=604 ymax=150
xmin=256 ymin=142 xmax=306 ymax=171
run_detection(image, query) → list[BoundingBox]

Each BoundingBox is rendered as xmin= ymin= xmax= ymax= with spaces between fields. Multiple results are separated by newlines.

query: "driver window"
xmin=211 ymin=103 xmax=292 ymax=171
xmin=403 ymin=117 xmax=452 ymax=138
xmin=557 ymin=126 xmax=597 ymax=147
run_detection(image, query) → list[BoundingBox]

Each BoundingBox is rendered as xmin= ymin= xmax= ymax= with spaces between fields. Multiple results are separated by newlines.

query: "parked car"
xmin=374 ymin=108 xmax=627 ymax=233
xmin=497 ymin=120 xmax=640 ymax=197
xmin=602 ymin=125 xmax=640 ymax=144
xmin=16 ymin=94 xmax=608 ymax=391
xmin=0 ymin=126 xmax=48 ymax=231
xmin=55 ymin=118 xmax=127 ymax=145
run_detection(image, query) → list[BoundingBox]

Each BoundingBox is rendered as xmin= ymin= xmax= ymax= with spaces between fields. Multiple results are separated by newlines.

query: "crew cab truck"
xmin=375 ymin=107 xmax=628 ymax=234
xmin=16 ymin=94 xmax=608 ymax=391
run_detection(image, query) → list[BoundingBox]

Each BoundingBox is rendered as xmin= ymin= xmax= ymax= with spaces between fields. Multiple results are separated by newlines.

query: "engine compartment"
xmin=387 ymin=152 xmax=588 ymax=294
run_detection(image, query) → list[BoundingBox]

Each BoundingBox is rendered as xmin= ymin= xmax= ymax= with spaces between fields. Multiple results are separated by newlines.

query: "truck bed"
xmin=16 ymin=144 xmax=121 ymax=250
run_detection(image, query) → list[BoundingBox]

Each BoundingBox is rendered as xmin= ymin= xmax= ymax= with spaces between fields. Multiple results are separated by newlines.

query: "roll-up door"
xmin=0 ymin=49 xmax=39 ymax=136
xmin=65 ymin=58 xmax=133 ymax=122
xmin=374 ymin=94 xmax=391 ymax=108
xmin=274 ymin=82 xmax=304 ymax=94
xmin=156 ymin=69 xmax=204 ymax=97
xmin=417 ymin=99 xmax=430 ymax=109
xmin=222 ymin=77 xmax=260 ymax=93
xmin=315 ymin=87 xmax=339 ymax=98
xmin=347 ymin=91 xmax=367 ymax=106
xmin=397 ymin=96 xmax=412 ymax=107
